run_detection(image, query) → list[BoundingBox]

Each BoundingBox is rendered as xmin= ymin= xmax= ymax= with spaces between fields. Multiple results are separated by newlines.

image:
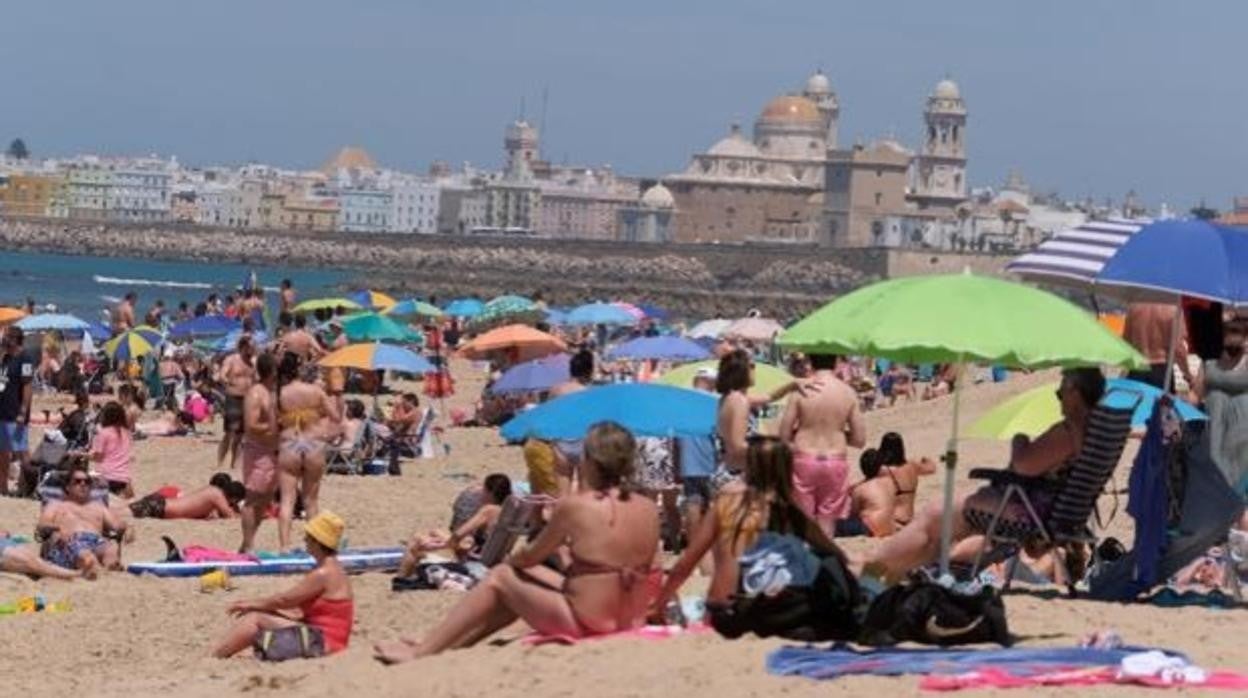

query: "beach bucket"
xmin=199 ymin=569 xmax=233 ymax=593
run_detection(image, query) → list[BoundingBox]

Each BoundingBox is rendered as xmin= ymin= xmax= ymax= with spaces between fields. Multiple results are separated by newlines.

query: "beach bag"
xmin=860 ymin=577 xmax=1011 ymax=647
xmin=709 ymin=532 xmax=861 ymax=642
xmin=253 ymin=625 xmax=325 ymax=661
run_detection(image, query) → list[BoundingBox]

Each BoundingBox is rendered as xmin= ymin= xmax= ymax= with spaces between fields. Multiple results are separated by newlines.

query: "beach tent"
xmin=780 ymin=271 xmax=1145 ymax=576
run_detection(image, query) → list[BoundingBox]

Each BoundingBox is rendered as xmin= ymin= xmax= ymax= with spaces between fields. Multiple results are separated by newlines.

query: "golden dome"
xmin=758 ymin=95 xmax=821 ymax=124
xmin=322 ymin=146 xmax=378 ymax=173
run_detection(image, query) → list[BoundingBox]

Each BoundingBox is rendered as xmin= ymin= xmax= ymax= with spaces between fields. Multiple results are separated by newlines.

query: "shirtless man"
xmin=239 ymin=289 xmax=265 ymax=325
xmin=547 ymin=349 xmax=594 ymax=494
xmin=239 ymin=353 xmax=280 ymax=553
xmin=279 ymin=279 xmax=296 ymax=314
xmin=37 ymin=464 xmax=128 ymax=580
xmin=217 ymin=336 xmax=257 ymax=470
xmin=278 ymin=315 xmax=324 ymax=363
xmin=129 ymin=474 xmax=244 ymax=520
xmin=778 ymin=352 xmax=867 ymax=535
xmin=1123 ymin=302 xmax=1192 ymax=391
xmin=113 ymin=292 xmax=137 ymax=334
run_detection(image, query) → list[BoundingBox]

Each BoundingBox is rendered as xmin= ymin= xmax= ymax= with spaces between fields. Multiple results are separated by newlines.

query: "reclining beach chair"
xmin=475 ymin=495 xmax=552 ymax=567
xmin=326 ymin=421 xmax=377 ymax=475
xmin=968 ymin=397 xmax=1138 ymax=597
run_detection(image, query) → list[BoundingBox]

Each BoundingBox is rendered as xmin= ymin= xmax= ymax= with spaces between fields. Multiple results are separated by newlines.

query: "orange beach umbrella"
xmin=457 ymin=324 xmax=567 ymax=362
xmin=0 ymin=307 xmax=26 ymax=325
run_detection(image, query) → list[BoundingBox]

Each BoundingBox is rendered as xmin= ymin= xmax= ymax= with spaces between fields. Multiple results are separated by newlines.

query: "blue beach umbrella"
xmin=500 ymin=383 xmax=717 ymax=441
xmin=544 ymin=308 xmax=570 ymax=326
xmin=169 ymin=315 xmax=241 ymax=338
xmin=15 ymin=313 xmax=90 ymax=332
xmin=213 ymin=329 xmax=269 ymax=353
xmin=1096 ymin=219 xmax=1248 ymax=307
xmin=83 ymin=322 xmax=112 ymax=342
xmin=638 ymin=303 xmax=669 ymax=321
xmin=566 ymin=302 xmax=637 ymax=326
xmin=606 ymin=336 xmax=712 ymax=362
xmin=488 ymin=354 xmax=571 ymax=396
xmin=444 ymin=298 xmax=485 ymax=318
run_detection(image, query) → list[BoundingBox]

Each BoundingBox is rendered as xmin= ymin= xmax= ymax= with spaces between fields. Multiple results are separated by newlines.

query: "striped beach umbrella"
xmin=104 ymin=330 xmax=157 ymax=361
xmin=1007 ymin=218 xmax=1146 ymax=288
xmin=348 ymin=290 xmax=398 ymax=311
xmin=319 ymin=342 xmax=435 ymax=374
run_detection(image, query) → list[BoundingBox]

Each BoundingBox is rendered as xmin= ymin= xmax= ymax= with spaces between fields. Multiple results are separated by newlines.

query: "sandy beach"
xmin=1 ymin=361 xmax=1241 ymax=698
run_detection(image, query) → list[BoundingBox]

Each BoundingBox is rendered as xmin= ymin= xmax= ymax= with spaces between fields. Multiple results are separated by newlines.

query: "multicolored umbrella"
xmin=606 ymin=336 xmax=711 ymax=362
xmin=104 ymin=329 xmax=157 ymax=361
xmin=385 ymin=299 xmax=444 ymax=319
xmin=566 ymin=302 xmax=637 ymax=326
xmin=968 ymin=377 xmax=1206 ymax=440
xmin=778 ymin=270 xmax=1146 ymax=577
xmin=457 ymin=324 xmax=567 ymax=361
xmin=612 ymin=302 xmax=646 ymax=321
xmin=292 ymin=298 xmax=363 ymax=314
xmin=348 ymin=290 xmax=398 ymax=311
xmin=15 ymin=313 xmax=90 ymax=332
xmin=487 ymin=354 xmax=570 ymax=395
xmin=443 ymin=298 xmax=485 ymax=317
xmin=500 ymin=383 xmax=717 ymax=441
xmin=340 ymin=312 xmax=422 ymax=343
xmin=319 ymin=343 xmax=435 ymax=374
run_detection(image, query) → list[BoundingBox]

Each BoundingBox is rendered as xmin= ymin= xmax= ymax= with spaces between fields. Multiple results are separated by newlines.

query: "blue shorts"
xmin=0 ymin=421 xmax=28 ymax=453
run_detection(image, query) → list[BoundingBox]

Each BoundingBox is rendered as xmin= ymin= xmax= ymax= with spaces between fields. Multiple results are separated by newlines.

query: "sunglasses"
xmin=69 ymin=478 xmax=91 ymax=486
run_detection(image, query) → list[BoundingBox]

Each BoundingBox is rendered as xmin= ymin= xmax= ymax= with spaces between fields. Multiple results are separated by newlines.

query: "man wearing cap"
xmin=0 ymin=326 xmax=34 ymax=496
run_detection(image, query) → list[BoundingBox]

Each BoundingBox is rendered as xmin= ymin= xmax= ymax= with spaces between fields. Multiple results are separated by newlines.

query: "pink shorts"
xmin=241 ymin=439 xmax=277 ymax=495
xmin=791 ymin=451 xmax=851 ymax=525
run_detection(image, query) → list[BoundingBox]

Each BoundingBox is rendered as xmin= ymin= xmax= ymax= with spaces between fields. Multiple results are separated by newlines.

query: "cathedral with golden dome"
xmin=662 ymin=69 xmax=969 ymax=247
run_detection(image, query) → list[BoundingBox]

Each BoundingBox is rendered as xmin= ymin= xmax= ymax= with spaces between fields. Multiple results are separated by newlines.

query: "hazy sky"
xmin=2 ymin=0 xmax=1244 ymax=209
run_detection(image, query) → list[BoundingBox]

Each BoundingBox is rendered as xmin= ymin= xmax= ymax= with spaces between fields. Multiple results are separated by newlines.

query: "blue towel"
xmin=1126 ymin=402 xmax=1171 ymax=596
xmin=765 ymin=644 xmax=1188 ymax=680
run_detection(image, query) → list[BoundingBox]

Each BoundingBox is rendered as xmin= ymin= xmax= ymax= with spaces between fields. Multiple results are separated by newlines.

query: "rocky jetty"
xmin=0 ymin=218 xmax=887 ymax=318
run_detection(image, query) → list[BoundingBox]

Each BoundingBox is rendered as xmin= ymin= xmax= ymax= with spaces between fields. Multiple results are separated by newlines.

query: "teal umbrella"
xmin=476 ymin=295 xmax=538 ymax=323
xmin=779 ymin=271 xmax=1145 ymax=577
xmin=340 ymin=312 xmax=422 ymax=343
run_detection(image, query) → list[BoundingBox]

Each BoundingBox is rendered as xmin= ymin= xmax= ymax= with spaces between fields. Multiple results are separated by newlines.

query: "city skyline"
xmin=2 ymin=0 xmax=1245 ymax=209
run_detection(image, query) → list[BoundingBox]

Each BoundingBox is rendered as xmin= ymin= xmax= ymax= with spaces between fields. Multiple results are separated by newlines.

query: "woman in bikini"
xmin=652 ymin=436 xmax=845 ymax=620
xmin=715 ymin=349 xmax=812 ymax=475
xmin=375 ymin=421 xmax=660 ymax=663
xmin=838 ymin=433 xmax=937 ymax=537
xmin=275 ymin=353 xmax=341 ymax=551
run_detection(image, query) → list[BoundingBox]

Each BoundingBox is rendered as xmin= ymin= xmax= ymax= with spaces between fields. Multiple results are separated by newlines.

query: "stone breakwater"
xmin=1 ymin=218 xmax=1000 ymax=319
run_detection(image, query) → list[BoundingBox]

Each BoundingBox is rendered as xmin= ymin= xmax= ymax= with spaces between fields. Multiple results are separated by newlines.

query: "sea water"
xmin=0 ymin=250 xmax=351 ymax=319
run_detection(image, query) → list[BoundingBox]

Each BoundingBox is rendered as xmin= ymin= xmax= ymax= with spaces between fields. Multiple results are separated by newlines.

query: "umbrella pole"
xmin=938 ymin=359 xmax=965 ymax=580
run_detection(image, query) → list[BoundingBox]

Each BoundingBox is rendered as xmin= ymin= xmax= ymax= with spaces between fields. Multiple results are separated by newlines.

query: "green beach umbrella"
xmin=779 ymin=270 xmax=1145 ymax=577
xmin=385 ymin=299 xmax=444 ymax=319
xmin=292 ymin=297 xmax=362 ymax=314
xmin=659 ymin=360 xmax=793 ymax=395
xmin=474 ymin=295 xmax=539 ymax=324
xmin=340 ymin=312 xmax=423 ymax=343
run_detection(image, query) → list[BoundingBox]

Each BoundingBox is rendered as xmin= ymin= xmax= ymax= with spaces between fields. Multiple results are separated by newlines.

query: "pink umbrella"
xmin=613 ymin=302 xmax=646 ymax=321
xmin=725 ymin=317 xmax=785 ymax=342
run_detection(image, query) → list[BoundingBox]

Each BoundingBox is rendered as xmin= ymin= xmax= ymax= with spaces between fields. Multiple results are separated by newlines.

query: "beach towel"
xmin=1125 ymin=402 xmax=1176 ymax=595
xmin=921 ymin=665 xmax=1248 ymax=691
xmin=181 ymin=546 xmax=259 ymax=564
xmin=765 ymin=644 xmax=1187 ymax=681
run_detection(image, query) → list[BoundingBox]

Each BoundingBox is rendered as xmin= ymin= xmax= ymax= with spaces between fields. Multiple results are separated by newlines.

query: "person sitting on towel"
xmin=858 ymin=367 xmax=1105 ymax=581
xmin=130 ymin=473 xmax=245 ymax=520
xmin=395 ymin=473 xmax=513 ymax=578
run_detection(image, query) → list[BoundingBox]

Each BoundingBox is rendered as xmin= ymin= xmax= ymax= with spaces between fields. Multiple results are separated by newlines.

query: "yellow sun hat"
xmin=304 ymin=511 xmax=346 ymax=551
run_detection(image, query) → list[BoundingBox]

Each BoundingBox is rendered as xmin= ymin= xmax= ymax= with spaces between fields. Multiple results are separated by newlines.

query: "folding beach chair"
xmin=475 ymin=495 xmax=552 ymax=567
xmin=968 ymin=397 xmax=1138 ymax=597
xmin=326 ymin=420 xmax=377 ymax=475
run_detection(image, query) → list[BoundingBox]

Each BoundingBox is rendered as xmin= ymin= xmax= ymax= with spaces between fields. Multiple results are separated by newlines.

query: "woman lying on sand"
xmin=375 ymin=422 xmax=660 ymax=663
xmin=213 ymin=512 xmax=354 ymax=658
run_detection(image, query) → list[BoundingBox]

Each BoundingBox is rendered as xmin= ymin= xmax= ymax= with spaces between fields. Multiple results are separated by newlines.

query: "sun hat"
xmin=694 ymin=366 xmax=718 ymax=381
xmin=304 ymin=511 xmax=345 ymax=551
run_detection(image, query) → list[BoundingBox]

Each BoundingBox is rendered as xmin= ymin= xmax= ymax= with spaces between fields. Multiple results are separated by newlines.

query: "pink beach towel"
xmin=523 ymin=623 xmax=711 ymax=647
xmin=181 ymin=546 xmax=259 ymax=564
xmin=921 ymin=667 xmax=1248 ymax=692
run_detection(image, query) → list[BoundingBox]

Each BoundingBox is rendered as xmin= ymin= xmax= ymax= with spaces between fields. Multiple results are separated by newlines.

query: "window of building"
xmin=874 ymin=192 xmax=882 ymax=206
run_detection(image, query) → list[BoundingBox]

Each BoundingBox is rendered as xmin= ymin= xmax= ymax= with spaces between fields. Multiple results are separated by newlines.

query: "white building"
xmin=107 ymin=158 xmax=173 ymax=223
xmin=338 ymin=187 xmax=392 ymax=233
xmin=388 ymin=177 xmax=441 ymax=233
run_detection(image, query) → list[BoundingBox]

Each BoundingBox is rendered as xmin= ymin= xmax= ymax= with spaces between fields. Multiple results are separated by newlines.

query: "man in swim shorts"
xmin=239 ymin=353 xmax=279 ymax=553
xmin=37 ymin=463 xmax=127 ymax=580
xmin=778 ymin=352 xmax=867 ymax=536
xmin=217 ymin=335 xmax=257 ymax=470
xmin=0 ymin=535 xmax=79 ymax=580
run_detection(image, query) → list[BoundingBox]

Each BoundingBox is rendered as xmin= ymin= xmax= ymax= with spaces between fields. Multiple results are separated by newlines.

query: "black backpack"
xmin=859 ymin=576 xmax=1011 ymax=647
